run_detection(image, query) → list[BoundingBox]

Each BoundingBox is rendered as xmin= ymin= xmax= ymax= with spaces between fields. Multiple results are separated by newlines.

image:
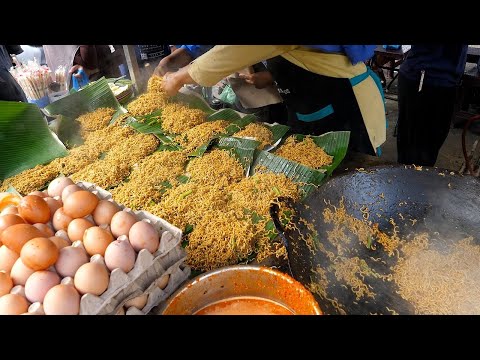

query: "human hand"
xmin=162 ymin=72 xmax=183 ymax=96
xmin=238 ymin=71 xmax=274 ymax=89
xmin=68 ymin=65 xmax=84 ymax=78
xmin=153 ymin=62 xmax=169 ymax=77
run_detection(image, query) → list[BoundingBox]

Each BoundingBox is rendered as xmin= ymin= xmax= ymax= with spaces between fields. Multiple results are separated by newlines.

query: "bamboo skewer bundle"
xmin=9 ymin=59 xmax=53 ymax=100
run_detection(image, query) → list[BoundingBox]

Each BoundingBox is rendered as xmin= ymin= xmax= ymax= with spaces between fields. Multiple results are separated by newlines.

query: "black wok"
xmin=270 ymin=165 xmax=480 ymax=315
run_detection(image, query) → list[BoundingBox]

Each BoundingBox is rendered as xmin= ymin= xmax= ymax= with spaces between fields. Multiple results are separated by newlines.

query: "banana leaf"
xmin=130 ymin=109 xmax=162 ymax=126
xmin=0 ymin=101 xmax=68 ymax=180
xmin=250 ymin=150 xmax=326 ymax=198
xmin=48 ymin=115 xmax=84 ymax=148
xmin=171 ymin=90 xmax=216 ymax=115
xmin=278 ymin=131 xmax=351 ymax=176
xmin=184 ymin=116 xmax=258 ymax=157
xmin=126 ymin=116 xmax=164 ymax=137
xmin=206 ymin=108 xmax=242 ymax=122
xmin=216 ymin=137 xmax=261 ymax=175
xmin=263 ymin=123 xmax=290 ymax=151
xmin=224 ymin=115 xmax=257 ymax=135
xmin=44 ymin=78 xmax=123 ymax=147
xmin=44 ymin=77 xmax=121 ymax=119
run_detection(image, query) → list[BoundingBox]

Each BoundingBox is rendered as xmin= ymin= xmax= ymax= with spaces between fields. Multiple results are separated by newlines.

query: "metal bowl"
xmin=158 ymin=265 xmax=322 ymax=315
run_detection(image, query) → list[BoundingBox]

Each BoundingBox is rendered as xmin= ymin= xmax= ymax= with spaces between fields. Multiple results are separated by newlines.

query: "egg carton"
xmin=115 ymin=258 xmax=190 ymax=315
xmin=79 ymin=245 xmax=187 ymax=315
xmin=72 ymin=182 xmax=186 ymax=315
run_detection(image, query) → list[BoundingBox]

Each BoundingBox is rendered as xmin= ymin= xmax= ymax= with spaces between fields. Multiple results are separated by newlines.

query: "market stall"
xmin=1 ymin=74 xmax=480 ymax=315
xmin=0 ymin=75 xmax=350 ymax=315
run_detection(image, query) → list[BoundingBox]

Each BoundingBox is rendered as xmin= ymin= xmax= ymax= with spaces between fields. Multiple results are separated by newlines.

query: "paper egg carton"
xmin=73 ymin=182 xmax=187 ymax=315
xmin=114 ymin=258 xmax=190 ymax=315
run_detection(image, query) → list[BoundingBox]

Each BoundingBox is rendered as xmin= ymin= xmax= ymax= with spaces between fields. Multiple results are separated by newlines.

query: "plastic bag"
xmin=71 ymin=68 xmax=90 ymax=90
xmin=218 ymin=84 xmax=236 ymax=105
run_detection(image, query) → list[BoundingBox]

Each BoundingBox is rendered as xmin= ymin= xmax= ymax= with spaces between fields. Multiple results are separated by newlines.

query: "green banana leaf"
xmin=206 ymin=108 xmax=242 ymax=122
xmin=171 ymin=91 xmax=216 ymax=115
xmin=278 ymin=131 xmax=351 ymax=176
xmin=44 ymin=78 xmax=123 ymax=147
xmin=44 ymin=78 xmax=121 ymax=119
xmin=216 ymin=137 xmax=261 ymax=174
xmin=129 ymin=109 xmax=162 ymax=126
xmin=250 ymin=150 xmax=326 ymax=198
xmin=0 ymin=101 xmax=68 ymax=180
xmin=183 ymin=116 xmax=258 ymax=157
xmin=126 ymin=116 xmax=164 ymax=137
xmin=224 ymin=115 xmax=257 ymax=135
xmin=263 ymin=123 xmax=290 ymax=150
xmin=48 ymin=114 xmax=84 ymax=148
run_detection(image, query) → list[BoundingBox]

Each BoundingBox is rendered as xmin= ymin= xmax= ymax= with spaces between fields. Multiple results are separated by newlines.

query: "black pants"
xmin=397 ymin=73 xmax=457 ymax=166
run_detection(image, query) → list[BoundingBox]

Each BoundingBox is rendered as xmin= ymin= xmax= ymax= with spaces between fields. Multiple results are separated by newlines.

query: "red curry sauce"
xmin=194 ymin=296 xmax=294 ymax=315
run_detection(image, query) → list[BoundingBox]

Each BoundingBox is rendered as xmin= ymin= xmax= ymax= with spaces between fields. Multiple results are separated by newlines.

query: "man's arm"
xmin=188 ymin=45 xmax=296 ymax=86
xmin=154 ymin=48 xmax=194 ymax=76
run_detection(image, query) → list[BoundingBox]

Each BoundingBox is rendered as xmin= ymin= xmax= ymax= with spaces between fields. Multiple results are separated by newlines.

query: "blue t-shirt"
xmin=304 ymin=45 xmax=376 ymax=65
xmin=399 ymin=44 xmax=468 ymax=87
xmin=176 ymin=45 xmax=214 ymax=59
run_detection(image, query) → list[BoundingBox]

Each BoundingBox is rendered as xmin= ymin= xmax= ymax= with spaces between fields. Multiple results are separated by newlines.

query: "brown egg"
xmin=157 ymin=274 xmax=170 ymax=290
xmin=61 ymin=184 xmax=82 ymax=203
xmin=110 ymin=211 xmax=137 ymax=238
xmin=129 ymin=221 xmax=160 ymax=253
xmin=0 ymin=293 xmax=29 ymax=315
xmin=104 ymin=238 xmax=136 ymax=273
xmin=64 ymin=191 xmax=99 ymax=219
xmin=55 ymin=242 xmax=89 ymax=278
xmin=83 ymin=226 xmax=113 ymax=256
xmin=52 ymin=207 xmax=73 ymax=232
xmin=74 ymin=260 xmax=110 ymax=296
xmin=124 ymin=294 xmax=148 ymax=309
xmin=0 ymin=271 xmax=13 ymax=296
xmin=116 ymin=306 xmax=125 ymax=315
xmin=0 ymin=245 xmax=18 ymax=273
xmin=18 ymin=195 xmax=51 ymax=224
xmin=47 ymin=177 xmax=74 ymax=198
xmin=43 ymin=279 xmax=80 ymax=315
xmin=28 ymin=191 xmax=47 ymax=198
xmin=10 ymin=258 xmax=35 ymax=286
xmin=67 ymin=218 xmax=94 ymax=242
xmin=33 ymin=223 xmax=55 ymax=237
xmin=92 ymin=200 xmax=120 ymax=226
xmin=0 ymin=224 xmax=46 ymax=254
xmin=44 ymin=197 xmax=62 ymax=219
xmin=0 ymin=214 xmax=25 ymax=235
xmin=49 ymin=236 xmax=71 ymax=250
xmin=0 ymin=206 xmax=19 ymax=216
xmin=24 ymin=271 xmax=60 ymax=303
xmin=20 ymin=237 xmax=59 ymax=271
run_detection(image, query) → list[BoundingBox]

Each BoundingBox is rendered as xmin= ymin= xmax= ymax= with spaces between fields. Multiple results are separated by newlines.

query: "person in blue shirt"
xmin=396 ymin=44 xmax=468 ymax=166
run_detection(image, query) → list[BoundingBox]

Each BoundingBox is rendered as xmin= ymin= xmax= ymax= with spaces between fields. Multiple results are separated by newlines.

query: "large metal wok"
xmin=270 ymin=165 xmax=480 ymax=315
